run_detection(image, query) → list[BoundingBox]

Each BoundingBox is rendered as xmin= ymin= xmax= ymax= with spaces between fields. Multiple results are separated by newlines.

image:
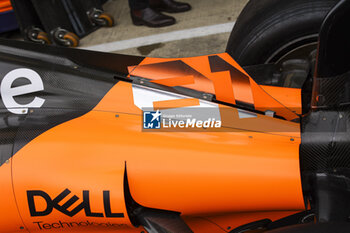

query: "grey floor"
xmin=81 ymin=0 xmax=248 ymax=57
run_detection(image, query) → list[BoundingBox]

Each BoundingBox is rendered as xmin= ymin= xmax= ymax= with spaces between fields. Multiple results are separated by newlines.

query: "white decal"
xmin=1 ymin=68 xmax=45 ymax=114
xmin=132 ymin=84 xmax=221 ymax=122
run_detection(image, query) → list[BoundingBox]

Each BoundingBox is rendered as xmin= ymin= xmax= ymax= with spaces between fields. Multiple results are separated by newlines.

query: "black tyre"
xmin=226 ymin=0 xmax=339 ymax=66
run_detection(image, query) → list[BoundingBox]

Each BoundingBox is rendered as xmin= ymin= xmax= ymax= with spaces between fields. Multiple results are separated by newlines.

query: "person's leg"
xmin=128 ymin=0 xmax=149 ymax=10
xmin=149 ymin=0 xmax=191 ymax=13
xmin=129 ymin=0 xmax=175 ymax=27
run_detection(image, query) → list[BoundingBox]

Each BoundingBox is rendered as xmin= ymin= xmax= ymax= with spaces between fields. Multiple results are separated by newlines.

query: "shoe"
xmin=150 ymin=0 xmax=191 ymax=13
xmin=131 ymin=7 xmax=176 ymax=27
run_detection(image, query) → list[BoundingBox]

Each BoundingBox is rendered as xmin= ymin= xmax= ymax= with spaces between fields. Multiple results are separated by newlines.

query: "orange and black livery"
xmin=1 ymin=1 xmax=350 ymax=232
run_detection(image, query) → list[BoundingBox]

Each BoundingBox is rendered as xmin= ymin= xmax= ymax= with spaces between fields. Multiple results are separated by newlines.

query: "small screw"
xmin=290 ymin=138 xmax=295 ymax=141
xmin=322 ymin=117 xmax=327 ymax=121
xmin=227 ymin=226 xmax=231 ymax=230
xmin=115 ymin=114 xmax=119 ymax=118
xmin=20 ymin=226 xmax=24 ymax=230
xmin=248 ymin=136 xmax=253 ymax=139
xmin=339 ymin=114 xmax=343 ymax=119
xmin=74 ymin=66 xmax=78 ymax=69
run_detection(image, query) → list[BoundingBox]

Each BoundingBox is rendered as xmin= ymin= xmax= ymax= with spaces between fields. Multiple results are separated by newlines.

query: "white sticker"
xmin=1 ymin=68 xmax=45 ymax=114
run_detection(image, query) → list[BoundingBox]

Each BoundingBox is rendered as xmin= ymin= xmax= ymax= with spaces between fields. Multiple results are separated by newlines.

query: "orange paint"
xmin=129 ymin=53 xmax=300 ymax=120
xmin=1 ymin=52 xmax=307 ymax=232
xmin=260 ymin=85 xmax=302 ymax=115
xmin=151 ymin=75 xmax=195 ymax=87
xmin=0 ymin=159 xmax=25 ymax=232
xmin=8 ymin=81 xmax=304 ymax=233
xmin=0 ymin=0 xmax=12 ymax=12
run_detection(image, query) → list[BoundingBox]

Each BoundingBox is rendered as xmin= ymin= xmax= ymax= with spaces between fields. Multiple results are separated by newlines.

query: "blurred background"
xmin=0 ymin=0 xmax=248 ymax=57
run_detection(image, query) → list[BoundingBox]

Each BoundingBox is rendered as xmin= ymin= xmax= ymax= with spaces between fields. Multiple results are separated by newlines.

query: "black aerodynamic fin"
xmin=0 ymin=39 xmax=145 ymax=166
xmin=123 ymin=164 xmax=193 ymax=233
xmin=300 ymin=0 xmax=350 ymax=223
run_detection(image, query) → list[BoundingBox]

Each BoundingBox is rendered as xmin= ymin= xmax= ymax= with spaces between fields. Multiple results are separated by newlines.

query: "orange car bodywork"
xmin=0 ymin=52 xmax=305 ymax=233
xmin=0 ymin=0 xmax=12 ymax=13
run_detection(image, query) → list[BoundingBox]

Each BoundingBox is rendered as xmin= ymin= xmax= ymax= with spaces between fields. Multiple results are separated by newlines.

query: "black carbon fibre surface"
xmin=300 ymin=109 xmax=350 ymax=171
xmin=0 ymin=110 xmax=21 ymax=165
xmin=300 ymin=105 xmax=350 ymax=222
xmin=312 ymin=71 xmax=350 ymax=108
xmin=265 ymin=222 xmax=350 ymax=233
xmin=300 ymin=0 xmax=350 ymax=223
xmin=301 ymin=57 xmax=350 ymax=172
xmin=0 ymin=39 xmax=144 ymax=166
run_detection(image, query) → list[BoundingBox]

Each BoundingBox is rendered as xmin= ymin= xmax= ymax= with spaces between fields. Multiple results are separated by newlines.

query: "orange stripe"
xmin=0 ymin=6 xmax=12 ymax=12
xmin=0 ymin=1 xmax=11 ymax=8
xmin=153 ymin=98 xmax=200 ymax=110
xmin=127 ymin=65 xmax=137 ymax=74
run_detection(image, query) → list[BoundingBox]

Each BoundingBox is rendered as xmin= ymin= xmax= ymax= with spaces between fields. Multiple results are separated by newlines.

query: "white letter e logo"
xmin=1 ymin=68 xmax=45 ymax=114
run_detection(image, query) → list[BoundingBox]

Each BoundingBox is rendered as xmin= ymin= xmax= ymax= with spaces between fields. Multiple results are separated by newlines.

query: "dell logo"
xmin=27 ymin=189 xmax=124 ymax=218
xmin=0 ymin=68 xmax=45 ymax=114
